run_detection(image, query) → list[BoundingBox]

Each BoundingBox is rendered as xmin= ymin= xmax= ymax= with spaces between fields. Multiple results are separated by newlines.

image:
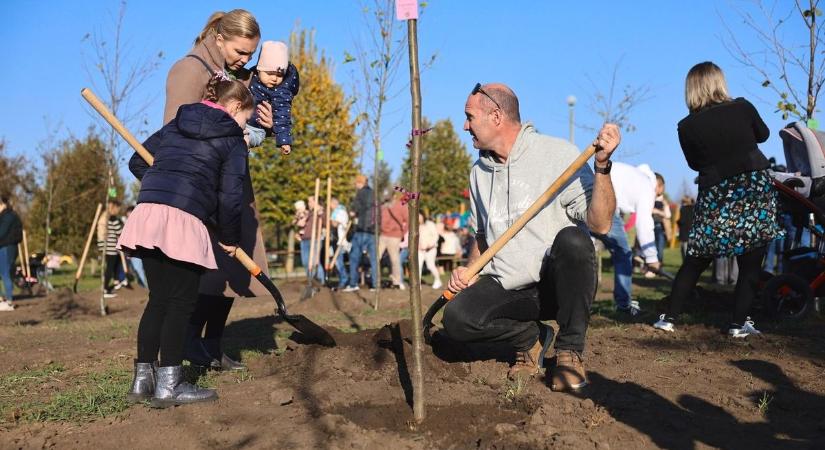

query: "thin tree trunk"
xmin=99 ymin=143 xmax=114 ymax=317
xmin=373 ymin=135 xmax=382 ymax=309
xmin=808 ymin=0 xmax=817 ymax=120
xmin=406 ymin=17 xmax=426 ymax=424
xmin=325 ymin=177 xmax=332 ymax=271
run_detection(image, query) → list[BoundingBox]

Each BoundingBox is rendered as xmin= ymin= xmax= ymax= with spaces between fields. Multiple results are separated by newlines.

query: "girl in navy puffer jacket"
xmin=118 ymin=75 xmax=253 ymax=408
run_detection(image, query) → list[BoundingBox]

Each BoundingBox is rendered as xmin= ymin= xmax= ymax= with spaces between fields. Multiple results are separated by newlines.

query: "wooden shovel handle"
xmin=442 ymin=144 xmax=597 ymax=301
xmin=234 ymin=248 xmax=261 ymax=276
xmin=81 ymin=88 xmax=154 ymax=165
xmin=75 ymin=204 xmax=103 ymax=281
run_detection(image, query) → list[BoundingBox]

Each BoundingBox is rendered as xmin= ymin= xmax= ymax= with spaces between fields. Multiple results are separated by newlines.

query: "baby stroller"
xmin=14 ymin=252 xmax=51 ymax=297
xmin=761 ymin=121 xmax=825 ymax=320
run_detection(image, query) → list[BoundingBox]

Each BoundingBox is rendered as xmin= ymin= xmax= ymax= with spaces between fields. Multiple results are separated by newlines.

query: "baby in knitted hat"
xmin=247 ymin=41 xmax=300 ymax=154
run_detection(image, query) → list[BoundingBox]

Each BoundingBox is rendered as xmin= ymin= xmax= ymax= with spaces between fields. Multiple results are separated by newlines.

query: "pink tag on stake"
xmin=395 ymin=0 xmax=418 ymax=20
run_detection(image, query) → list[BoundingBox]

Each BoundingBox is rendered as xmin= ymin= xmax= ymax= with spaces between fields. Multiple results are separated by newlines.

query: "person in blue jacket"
xmin=118 ymin=75 xmax=253 ymax=408
xmin=245 ymin=40 xmax=300 ymax=154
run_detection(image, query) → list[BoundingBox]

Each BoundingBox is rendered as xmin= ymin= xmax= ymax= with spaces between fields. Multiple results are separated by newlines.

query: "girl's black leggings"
xmin=136 ymin=249 xmax=203 ymax=367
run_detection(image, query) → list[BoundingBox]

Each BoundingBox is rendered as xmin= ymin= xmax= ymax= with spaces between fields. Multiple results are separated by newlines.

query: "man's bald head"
xmin=477 ymin=83 xmax=521 ymax=124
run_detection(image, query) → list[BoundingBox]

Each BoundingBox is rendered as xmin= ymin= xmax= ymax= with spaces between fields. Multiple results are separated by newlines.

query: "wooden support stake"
xmin=75 ymin=203 xmax=103 ymax=291
xmin=406 ymin=17 xmax=426 ymax=424
xmin=324 ymin=177 xmax=332 ymax=272
xmin=17 ymin=243 xmax=24 ymax=279
xmin=308 ymin=178 xmax=321 ymax=280
xmin=21 ymin=230 xmax=30 ymax=279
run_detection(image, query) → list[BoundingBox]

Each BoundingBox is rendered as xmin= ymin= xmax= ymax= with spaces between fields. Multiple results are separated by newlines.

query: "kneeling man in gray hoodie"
xmin=442 ymin=83 xmax=618 ymax=392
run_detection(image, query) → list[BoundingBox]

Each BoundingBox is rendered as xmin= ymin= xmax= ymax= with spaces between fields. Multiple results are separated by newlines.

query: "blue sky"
xmin=4 ymin=1 xmax=808 ymax=200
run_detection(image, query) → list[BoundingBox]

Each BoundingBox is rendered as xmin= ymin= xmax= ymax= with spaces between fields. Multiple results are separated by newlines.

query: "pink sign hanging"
xmin=395 ymin=0 xmax=418 ymax=20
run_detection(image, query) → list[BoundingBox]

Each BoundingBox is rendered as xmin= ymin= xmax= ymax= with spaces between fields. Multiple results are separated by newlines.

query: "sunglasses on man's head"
xmin=471 ymin=83 xmax=501 ymax=110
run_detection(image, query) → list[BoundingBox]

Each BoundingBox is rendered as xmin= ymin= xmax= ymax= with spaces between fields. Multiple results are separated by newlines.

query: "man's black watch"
xmin=594 ymin=159 xmax=612 ymax=175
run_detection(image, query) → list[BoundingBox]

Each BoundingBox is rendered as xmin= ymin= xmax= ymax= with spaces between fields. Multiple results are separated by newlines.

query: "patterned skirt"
xmin=687 ymin=169 xmax=784 ymax=258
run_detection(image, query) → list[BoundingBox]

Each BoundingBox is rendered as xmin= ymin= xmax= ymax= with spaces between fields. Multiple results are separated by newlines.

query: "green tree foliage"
xmin=400 ymin=118 xmax=472 ymax=215
xmin=27 ymin=132 xmax=123 ymax=254
xmin=249 ymin=29 xmax=358 ymax=233
xmin=0 ymin=140 xmax=35 ymax=208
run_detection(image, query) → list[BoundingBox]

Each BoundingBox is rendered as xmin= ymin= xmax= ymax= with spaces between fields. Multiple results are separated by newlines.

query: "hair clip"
xmin=213 ymin=70 xmax=231 ymax=82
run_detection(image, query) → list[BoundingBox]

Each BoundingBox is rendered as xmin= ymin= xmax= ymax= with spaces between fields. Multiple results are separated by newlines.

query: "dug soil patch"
xmin=3 ymin=281 xmax=825 ymax=448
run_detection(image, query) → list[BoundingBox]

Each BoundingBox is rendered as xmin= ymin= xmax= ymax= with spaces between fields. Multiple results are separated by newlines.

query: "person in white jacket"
xmin=418 ymin=213 xmax=443 ymax=289
xmin=593 ymin=162 xmax=661 ymax=315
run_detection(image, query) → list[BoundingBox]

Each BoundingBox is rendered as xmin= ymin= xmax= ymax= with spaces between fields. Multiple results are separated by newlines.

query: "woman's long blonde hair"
xmin=195 ymin=9 xmax=260 ymax=45
xmin=685 ymin=61 xmax=732 ymax=113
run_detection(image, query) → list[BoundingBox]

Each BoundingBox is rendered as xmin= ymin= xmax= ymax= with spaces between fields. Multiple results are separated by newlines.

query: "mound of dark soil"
xmin=44 ymin=288 xmax=93 ymax=320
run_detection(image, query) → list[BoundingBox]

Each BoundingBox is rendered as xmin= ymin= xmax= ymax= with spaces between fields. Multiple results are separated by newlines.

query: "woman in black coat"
xmin=653 ymin=62 xmax=784 ymax=337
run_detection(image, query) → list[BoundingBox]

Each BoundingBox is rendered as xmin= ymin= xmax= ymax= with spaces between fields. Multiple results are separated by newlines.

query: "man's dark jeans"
xmin=442 ymin=226 xmax=596 ymax=352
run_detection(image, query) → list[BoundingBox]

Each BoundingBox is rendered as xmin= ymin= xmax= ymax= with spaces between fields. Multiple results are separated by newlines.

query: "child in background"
xmin=419 ymin=213 xmax=443 ymax=290
xmin=651 ymin=173 xmax=672 ymax=267
xmin=291 ymin=200 xmax=309 ymax=239
xmin=119 ymin=75 xmax=252 ymax=408
xmin=246 ymin=41 xmax=300 ymax=153
xmin=97 ymin=200 xmax=124 ymax=298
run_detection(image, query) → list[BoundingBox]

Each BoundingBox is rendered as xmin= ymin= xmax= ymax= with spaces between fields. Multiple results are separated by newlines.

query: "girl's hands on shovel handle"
xmin=219 ymin=243 xmax=238 ymax=258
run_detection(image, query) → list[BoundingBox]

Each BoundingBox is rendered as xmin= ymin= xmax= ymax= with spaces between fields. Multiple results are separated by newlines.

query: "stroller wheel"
xmin=761 ymin=274 xmax=814 ymax=321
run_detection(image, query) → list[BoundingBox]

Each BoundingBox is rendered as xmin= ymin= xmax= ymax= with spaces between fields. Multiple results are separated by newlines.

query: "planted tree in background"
xmin=82 ymin=0 xmax=163 ymax=314
xmin=723 ymin=0 xmax=825 ymax=120
xmin=583 ymin=58 xmax=653 ymax=135
xmin=346 ymin=0 xmax=409 ymax=305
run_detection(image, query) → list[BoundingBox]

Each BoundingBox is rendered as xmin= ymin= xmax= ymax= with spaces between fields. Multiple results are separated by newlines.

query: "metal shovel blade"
xmin=299 ymin=268 xmax=322 ymax=301
xmin=253 ymin=272 xmax=336 ymax=347
xmin=282 ymin=313 xmax=336 ymax=347
xmin=422 ymin=295 xmax=448 ymax=345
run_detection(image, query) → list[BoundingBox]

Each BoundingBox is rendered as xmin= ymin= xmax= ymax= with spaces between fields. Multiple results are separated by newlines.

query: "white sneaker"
xmin=398 ymin=283 xmax=406 ymax=290
xmin=0 ymin=301 xmax=15 ymax=311
xmin=617 ymin=300 xmax=641 ymax=316
xmin=432 ymin=280 xmax=443 ymax=290
xmin=729 ymin=317 xmax=762 ymax=338
xmin=103 ymin=292 xmax=117 ymax=299
xmin=113 ymin=280 xmax=124 ymax=290
xmin=342 ymin=286 xmax=360 ymax=293
xmin=653 ymin=314 xmax=675 ymax=332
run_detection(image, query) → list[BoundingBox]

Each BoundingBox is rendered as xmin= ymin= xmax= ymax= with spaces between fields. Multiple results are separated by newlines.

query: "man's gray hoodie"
xmin=470 ymin=123 xmax=594 ymax=290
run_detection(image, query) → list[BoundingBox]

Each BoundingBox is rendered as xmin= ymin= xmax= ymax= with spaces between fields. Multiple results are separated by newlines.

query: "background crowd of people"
xmin=289 ymin=174 xmax=474 ymax=292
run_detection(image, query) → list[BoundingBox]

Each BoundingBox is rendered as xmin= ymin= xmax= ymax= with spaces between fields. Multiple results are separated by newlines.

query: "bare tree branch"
xmin=721 ymin=0 xmax=825 ymax=120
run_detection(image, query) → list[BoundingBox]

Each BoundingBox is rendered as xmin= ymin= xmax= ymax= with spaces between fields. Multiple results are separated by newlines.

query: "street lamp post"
xmin=566 ymin=95 xmax=576 ymax=145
